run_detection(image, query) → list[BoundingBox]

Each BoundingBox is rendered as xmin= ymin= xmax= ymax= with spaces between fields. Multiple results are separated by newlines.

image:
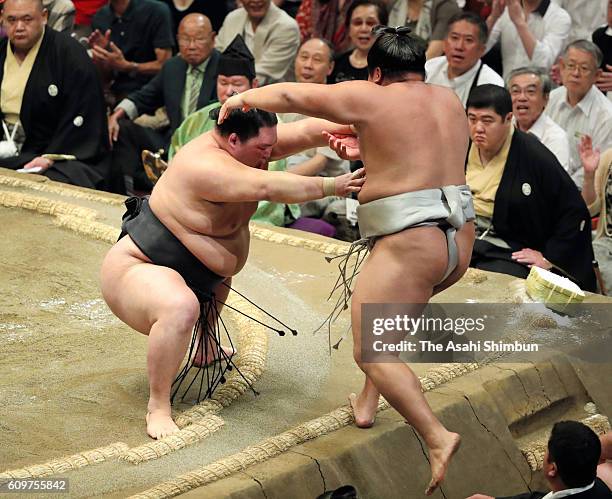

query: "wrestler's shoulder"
xmin=422 ymin=83 xmax=459 ymax=101
xmin=172 ymin=138 xmax=228 ymax=171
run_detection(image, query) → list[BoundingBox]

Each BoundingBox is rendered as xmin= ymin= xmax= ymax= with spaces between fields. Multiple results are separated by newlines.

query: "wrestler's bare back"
xmin=354 ymin=81 xmax=469 ymax=204
xmin=121 ymin=133 xmax=258 ymax=278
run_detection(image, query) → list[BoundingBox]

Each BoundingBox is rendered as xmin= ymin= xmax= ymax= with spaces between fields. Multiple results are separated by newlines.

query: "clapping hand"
xmin=489 ymin=0 xmax=506 ymax=20
xmin=92 ymin=42 xmax=129 ymax=72
xmin=506 ymin=0 xmax=526 ymax=26
xmin=578 ymin=135 xmax=600 ymax=176
xmin=88 ymin=29 xmax=111 ymax=50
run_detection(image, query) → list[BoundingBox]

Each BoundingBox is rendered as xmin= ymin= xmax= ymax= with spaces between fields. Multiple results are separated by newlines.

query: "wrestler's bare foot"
xmin=348 ymin=392 xmax=379 ymax=428
xmin=192 ymin=344 xmax=236 ymax=368
xmin=425 ymin=431 xmax=461 ymax=495
xmin=146 ymin=405 xmax=179 ymax=440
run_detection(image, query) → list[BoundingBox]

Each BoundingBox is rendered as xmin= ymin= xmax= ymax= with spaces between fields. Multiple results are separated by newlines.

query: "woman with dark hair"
xmin=328 ymin=0 xmax=388 ymax=83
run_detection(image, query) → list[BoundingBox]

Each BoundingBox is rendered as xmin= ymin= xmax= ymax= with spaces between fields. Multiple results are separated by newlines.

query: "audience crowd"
xmin=1 ymin=0 xmax=612 ymax=294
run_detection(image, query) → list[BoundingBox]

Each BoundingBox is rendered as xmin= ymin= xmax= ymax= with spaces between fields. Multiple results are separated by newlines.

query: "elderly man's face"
xmin=467 ymin=107 xmax=512 ymax=155
xmin=242 ymin=0 xmax=271 ymax=22
xmin=217 ymin=75 xmax=254 ymax=104
xmin=509 ymin=73 xmax=547 ymax=130
xmin=444 ymin=20 xmax=485 ymax=76
xmin=177 ymin=18 xmax=215 ymax=67
xmin=560 ymin=47 xmax=601 ymax=99
xmin=2 ymin=0 xmax=47 ymax=53
xmin=294 ymin=38 xmax=333 ymax=84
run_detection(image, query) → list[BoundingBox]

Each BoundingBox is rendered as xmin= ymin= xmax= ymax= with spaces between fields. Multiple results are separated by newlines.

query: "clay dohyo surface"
xmin=0 ymin=169 xmax=609 ymax=498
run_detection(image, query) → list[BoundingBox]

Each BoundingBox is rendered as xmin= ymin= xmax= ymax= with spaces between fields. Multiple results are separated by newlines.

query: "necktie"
xmin=187 ymin=66 xmax=201 ymax=116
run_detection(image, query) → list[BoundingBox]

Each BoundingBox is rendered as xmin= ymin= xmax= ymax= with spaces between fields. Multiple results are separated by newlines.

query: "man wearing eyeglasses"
xmin=545 ymin=40 xmax=612 ymax=188
xmin=106 ymin=13 xmax=219 ymax=194
xmin=507 ymin=66 xmax=570 ymax=171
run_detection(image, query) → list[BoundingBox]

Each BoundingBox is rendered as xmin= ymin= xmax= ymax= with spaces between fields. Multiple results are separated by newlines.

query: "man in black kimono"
xmin=466 ymin=84 xmax=596 ymax=291
xmin=0 ymin=0 xmax=110 ymax=189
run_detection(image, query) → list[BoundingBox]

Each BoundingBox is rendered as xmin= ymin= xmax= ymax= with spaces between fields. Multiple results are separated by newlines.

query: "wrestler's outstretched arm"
xmin=271 ymin=117 xmax=355 ymax=160
xmin=218 ymin=81 xmax=377 ymax=128
xmin=197 ymin=149 xmax=364 ymax=204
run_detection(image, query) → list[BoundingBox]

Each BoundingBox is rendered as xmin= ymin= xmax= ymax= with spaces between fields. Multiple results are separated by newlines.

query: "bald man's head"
xmin=177 ymin=13 xmax=215 ymax=67
xmin=179 ymin=13 xmax=212 ymax=33
xmin=3 ymin=0 xmax=44 ymax=11
xmin=2 ymin=0 xmax=48 ymax=55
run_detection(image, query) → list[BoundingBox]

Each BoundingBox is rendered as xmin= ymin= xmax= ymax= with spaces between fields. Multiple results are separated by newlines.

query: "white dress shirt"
xmin=425 ymin=56 xmax=504 ymax=106
xmin=514 ymin=113 xmax=571 ymax=171
xmin=541 ymin=480 xmax=595 ymax=499
xmin=552 ymin=0 xmax=607 ymax=42
xmin=486 ymin=0 xmax=571 ymax=80
xmin=546 ymin=84 xmax=612 ymax=187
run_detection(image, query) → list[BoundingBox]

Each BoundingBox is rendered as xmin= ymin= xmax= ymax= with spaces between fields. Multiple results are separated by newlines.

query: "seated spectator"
xmin=281 ymin=37 xmax=351 ymax=238
xmin=0 ymin=0 xmax=110 ymax=189
xmin=386 ymin=0 xmax=461 ymax=59
xmin=426 ymin=11 xmax=504 ymax=107
xmin=592 ymin=0 xmax=612 ymax=100
xmin=90 ymin=0 xmax=174 ymax=104
xmin=169 ymin=35 xmax=300 ymax=227
xmin=42 ymin=0 xmax=75 ymax=32
xmin=328 ymin=0 xmax=387 ymax=84
xmin=107 ymin=14 xmax=219 ymax=193
xmin=467 ymin=421 xmax=611 ymax=499
xmin=159 ymin=0 xmax=227 ymax=35
xmin=553 ymin=0 xmax=607 ymax=43
xmin=580 ymin=137 xmax=612 ymax=294
xmin=466 ymin=85 xmax=596 ymax=291
xmin=215 ymin=0 xmax=299 ymax=85
xmin=545 ymin=40 xmax=612 ymax=187
xmin=295 ymin=0 xmax=354 ymax=54
xmin=508 ymin=66 xmax=570 ymax=170
xmin=485 ymin=0 xmax=571 ymax=80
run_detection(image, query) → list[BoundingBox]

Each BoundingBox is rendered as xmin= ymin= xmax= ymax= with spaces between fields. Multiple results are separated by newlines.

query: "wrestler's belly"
xmin=173 ymin=226 xmax=251 ymax=277
xmin=119 ymin=227 xmax=250 ymax=278
xmin=357 ymin=170 xmax=466 ymax=204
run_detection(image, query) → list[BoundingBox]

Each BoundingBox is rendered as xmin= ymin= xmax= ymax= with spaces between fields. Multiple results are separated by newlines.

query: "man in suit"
xmin=215 ymin=0 xmax=299 ymax=85
xmin=467 ymin=420 xmax=611 ymax=499
xmin=107 ymin=13 xmax=219 ymax=193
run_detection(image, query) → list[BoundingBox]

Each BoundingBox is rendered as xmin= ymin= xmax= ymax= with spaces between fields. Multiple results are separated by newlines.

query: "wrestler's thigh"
xmin=351 ymin=227 xmax=449 ymax=349
xmin=100 ymin=240 xmax=197 ymax=335
xmin=432 ymin=221 xmax=475 ymax=296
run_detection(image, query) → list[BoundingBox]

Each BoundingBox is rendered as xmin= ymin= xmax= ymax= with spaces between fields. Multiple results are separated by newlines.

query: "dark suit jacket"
xmin=126 ymin=49 xmax=220 ymax=137
xmin=498 ymin=478 xmax=612 ymax=499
